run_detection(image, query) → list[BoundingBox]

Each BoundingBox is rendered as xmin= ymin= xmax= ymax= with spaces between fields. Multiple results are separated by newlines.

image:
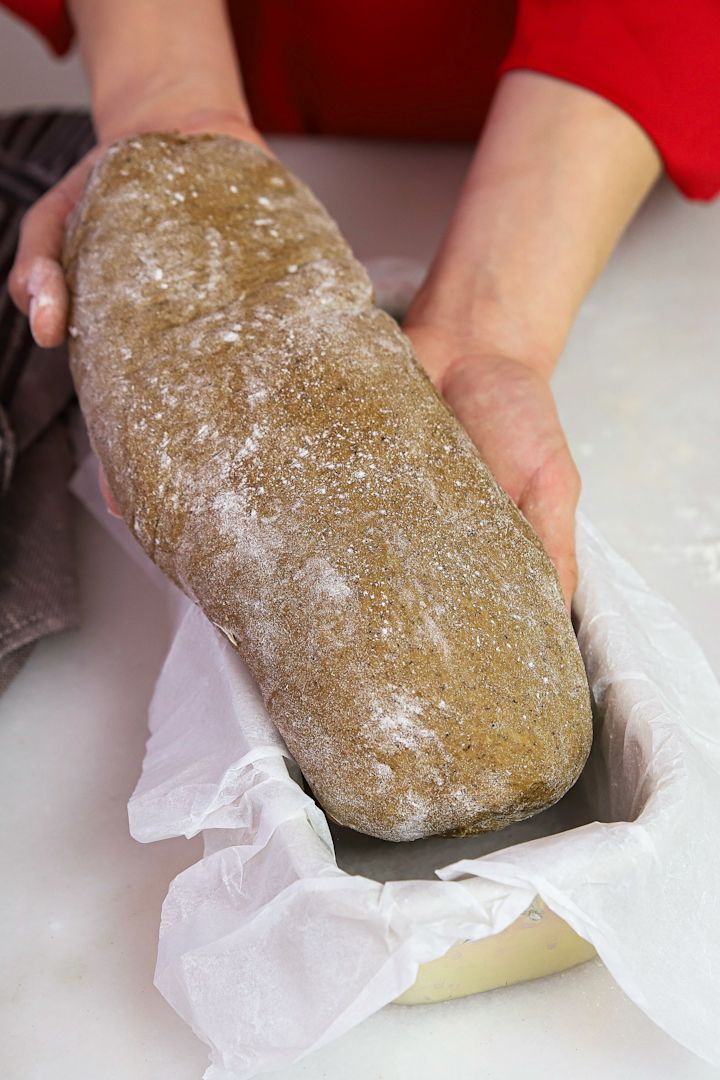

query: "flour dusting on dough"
xmin=63 ymin=134 xmax=592 ymax=841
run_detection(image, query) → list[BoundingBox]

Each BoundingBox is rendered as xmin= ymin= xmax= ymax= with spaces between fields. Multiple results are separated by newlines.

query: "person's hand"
xmin=8 ymin=112 xmax=268 ymax=350
xmin=8 ymin=110 xmax=269 ymax=516
xmin=404 ymin=323 xmax=580 ymax=609
xmin=396 ymin=71 xmax=660 ymax=610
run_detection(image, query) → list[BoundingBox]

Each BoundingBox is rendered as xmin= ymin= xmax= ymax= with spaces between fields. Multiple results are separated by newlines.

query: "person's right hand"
xmin=8 ymin=111 xmax=269 ymax=516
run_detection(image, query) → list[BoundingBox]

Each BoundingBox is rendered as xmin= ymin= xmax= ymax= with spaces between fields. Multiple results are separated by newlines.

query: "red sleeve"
xmin=501 ymin=0 xmax=720 ymax=201
xmin=2 ymin=0 xmax=73 ymax=56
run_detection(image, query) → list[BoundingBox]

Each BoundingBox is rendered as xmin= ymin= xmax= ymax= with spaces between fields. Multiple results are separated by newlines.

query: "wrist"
xmin=68 ymin=0 xmax=261 ymax=147
xmin=404 ymin=257 xmax=567 ymax=385
xmin=94 ymin=85 xmax=263 ymax=149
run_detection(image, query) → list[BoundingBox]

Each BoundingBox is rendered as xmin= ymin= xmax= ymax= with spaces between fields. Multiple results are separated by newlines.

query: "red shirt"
xmin=4 ymin=0 xmax=719 ymax=199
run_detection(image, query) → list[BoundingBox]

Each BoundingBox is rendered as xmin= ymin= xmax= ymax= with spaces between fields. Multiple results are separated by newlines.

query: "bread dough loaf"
xmin=63 ymin=134 xmax=592 ymax=841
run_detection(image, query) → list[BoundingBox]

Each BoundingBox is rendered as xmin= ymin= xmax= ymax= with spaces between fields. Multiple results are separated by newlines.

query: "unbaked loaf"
xmin=63 ymin=133 xmax=592 ymax=841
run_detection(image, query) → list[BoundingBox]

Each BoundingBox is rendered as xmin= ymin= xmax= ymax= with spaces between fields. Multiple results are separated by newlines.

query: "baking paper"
xmin=70 ymin=440 xmax=720 ymax=1080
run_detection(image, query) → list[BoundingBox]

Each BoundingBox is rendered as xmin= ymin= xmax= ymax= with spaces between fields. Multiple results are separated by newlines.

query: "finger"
xmin=548 ymin=548 xmax=578 ymax=614
xmin=10 ymin=192 xmax=74 ymax=346
xmin=9 ymin=154 xmax=98 ymax=347
xmin=98 ymin=463 xmax=122 ymax=518
xmin=25 ymin=256 xmax=68 ymax=348
xmin=519 ymin=456 xmax=581 ymax=612
xmin=524 ymin=500 xmax=578 ymax=611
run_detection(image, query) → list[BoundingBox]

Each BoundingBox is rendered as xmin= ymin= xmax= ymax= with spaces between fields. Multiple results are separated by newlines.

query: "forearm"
xmin=9 ymin=0 xmax=265 ymax=348
xmin=68 ymin=0 xmax=256 ymax=143
xmin=407 ymin=71 xmax=661 ymax=382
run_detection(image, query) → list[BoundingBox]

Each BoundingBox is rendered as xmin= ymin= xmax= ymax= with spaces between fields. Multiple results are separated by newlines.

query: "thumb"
xmin=9 ymin=151 xmax=99 ymax=347
xmin=518 ymin=451 xmax=581 ymax=612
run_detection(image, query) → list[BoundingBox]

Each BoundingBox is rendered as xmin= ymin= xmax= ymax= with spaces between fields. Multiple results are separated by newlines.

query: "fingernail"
xmin=28 ymin=290 xmax=54 ymax=344
xmin=28 ymin=295 xmax=42 ymax=344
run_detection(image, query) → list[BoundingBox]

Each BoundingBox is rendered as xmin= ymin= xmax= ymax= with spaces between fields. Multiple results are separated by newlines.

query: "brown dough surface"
xmin=63 ymin=133 xmax=592 ymax=841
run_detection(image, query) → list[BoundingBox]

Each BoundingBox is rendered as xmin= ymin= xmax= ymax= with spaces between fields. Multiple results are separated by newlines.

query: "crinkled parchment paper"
xmin=70 ymin=429 xmax=720 ymax=1080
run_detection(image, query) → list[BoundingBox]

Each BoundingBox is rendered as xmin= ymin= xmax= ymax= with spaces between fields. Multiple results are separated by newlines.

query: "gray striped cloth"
xmin=0 ymin=110 xmax=94 ymax=691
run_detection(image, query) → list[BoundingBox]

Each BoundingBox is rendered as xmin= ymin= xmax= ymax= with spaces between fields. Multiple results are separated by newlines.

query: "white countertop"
xmin=1 ymin=137 xmax=719 ymax=1080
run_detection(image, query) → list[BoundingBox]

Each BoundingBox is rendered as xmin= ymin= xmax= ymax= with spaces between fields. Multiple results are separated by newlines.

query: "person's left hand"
xmin=403 ymin=322 xmax=581 ymax=609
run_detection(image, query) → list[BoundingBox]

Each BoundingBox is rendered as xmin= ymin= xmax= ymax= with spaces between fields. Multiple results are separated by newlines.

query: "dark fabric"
xmin=0 ymin=109 xmax=94 ymax=691
xmin=0 ymin=421 xmax=78 ymax=691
